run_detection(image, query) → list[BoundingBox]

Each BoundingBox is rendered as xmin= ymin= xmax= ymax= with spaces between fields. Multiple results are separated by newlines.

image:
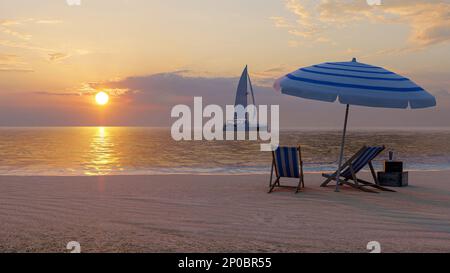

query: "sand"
xmin=0 ymin=171 xmax=449 ymax=253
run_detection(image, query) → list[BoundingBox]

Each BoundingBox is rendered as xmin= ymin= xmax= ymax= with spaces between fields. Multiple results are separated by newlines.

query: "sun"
xmin=95 ymin=92 xmax=109 ymax=106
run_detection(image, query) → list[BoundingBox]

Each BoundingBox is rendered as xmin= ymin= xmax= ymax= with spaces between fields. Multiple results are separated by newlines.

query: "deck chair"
xmin=321 ymin=146 xmax=395 ymax=193
xmin=268 ymin=146 xmax=305 ymax=194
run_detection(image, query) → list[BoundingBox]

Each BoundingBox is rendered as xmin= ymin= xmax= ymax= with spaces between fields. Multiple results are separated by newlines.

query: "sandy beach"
xmin=1 ymin=171 xmax=449 ymax=253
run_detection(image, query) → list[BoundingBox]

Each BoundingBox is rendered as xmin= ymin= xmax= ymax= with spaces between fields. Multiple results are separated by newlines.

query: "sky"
xmin=0 ymin=0 xmax=449 ymax=128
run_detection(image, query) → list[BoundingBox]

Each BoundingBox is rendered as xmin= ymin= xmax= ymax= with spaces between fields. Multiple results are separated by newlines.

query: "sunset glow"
xmin=0 ymin=0 xmax=449 ymax=128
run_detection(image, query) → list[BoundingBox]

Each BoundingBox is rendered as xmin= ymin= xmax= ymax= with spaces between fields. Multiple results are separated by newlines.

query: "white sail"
xmin=234 ymin=65 xmax=249 ymax=108
xmin=225 ymin=65 xmax=267 ymax=132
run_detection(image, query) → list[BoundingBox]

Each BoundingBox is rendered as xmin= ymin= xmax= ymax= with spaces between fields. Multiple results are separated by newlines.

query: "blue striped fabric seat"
xmin=341 ymin=146 xmax=384 ymax=179
xmin=274 ymin=147 xmax=300 ymax=178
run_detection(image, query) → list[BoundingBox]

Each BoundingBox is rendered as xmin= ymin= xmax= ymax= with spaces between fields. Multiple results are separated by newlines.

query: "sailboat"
xmin=224 ymin=65 xmax=266 ymax=132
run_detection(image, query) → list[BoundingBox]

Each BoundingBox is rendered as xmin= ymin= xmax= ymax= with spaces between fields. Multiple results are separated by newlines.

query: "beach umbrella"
xmin=274 ymin=58 xmax=436 ymax=192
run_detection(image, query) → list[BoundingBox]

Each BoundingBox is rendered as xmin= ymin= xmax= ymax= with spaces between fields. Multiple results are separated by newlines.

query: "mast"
xmin=247 ymin=67 xmax=257 ymax=126
xmin=248 ymin=68 xmax=256 ymax=106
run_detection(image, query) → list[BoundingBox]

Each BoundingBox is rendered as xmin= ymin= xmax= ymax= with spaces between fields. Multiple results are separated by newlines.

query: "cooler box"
xmin=378 ymin=172 xmax=409 ymax=187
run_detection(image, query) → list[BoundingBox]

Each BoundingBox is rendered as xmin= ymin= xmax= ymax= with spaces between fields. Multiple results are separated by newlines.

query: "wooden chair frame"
xmin=321 ymin=146 xmax=395 ymax=193
xmin=268 ymin=146 xmax=305 ymax=194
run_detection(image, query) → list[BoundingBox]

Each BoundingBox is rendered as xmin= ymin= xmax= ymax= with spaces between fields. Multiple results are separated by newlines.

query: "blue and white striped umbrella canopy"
xmin=274 ymin=58 xmax=436 ymax=109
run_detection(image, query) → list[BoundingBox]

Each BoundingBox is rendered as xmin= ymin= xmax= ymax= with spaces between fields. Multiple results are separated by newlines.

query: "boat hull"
xmin=223 ymin=122 xmax=267 ymax=132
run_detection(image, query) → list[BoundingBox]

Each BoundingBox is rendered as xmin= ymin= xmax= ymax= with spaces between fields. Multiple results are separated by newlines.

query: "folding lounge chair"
xmin=321 ymin=146 xmax=395 ymax=193
xmin=268 ymin=146 xmax=305 ymax=194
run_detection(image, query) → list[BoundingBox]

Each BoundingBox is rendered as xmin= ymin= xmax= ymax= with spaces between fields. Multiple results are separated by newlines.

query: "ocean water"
xmin=0 ymin=127 xmax=449 ymax=176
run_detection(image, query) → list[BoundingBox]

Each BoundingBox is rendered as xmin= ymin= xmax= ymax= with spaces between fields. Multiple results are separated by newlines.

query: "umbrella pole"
xmin=335 ymin=104 xmax=350 ymax=192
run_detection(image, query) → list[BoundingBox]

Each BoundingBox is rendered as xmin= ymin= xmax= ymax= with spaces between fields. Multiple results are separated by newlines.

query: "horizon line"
xmin=1 ymin=126 xmax=449 ymax=131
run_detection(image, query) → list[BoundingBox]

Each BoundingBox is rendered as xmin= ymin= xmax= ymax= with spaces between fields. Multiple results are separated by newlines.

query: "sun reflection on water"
xmin=84 ymin=127 xmax=121 ymax=176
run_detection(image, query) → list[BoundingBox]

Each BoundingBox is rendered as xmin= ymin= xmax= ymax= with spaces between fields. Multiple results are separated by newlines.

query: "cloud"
xmin=0 ymin=53 xmax=19 ymax=62
xmin=1 ymin=70 xmax=449 ymax=127
xmin=0 ymin=53 xmax=33 ymax=72
xmin=48 ymin=52 xmax=70 ymax=62
xmin=0 ymin=39 xmax=50 ymax=52
xmin=0 ymin=18 xmax=55 ymax=54
xmin=251 ymin=65 xmax=297 ymax=86
xmin=0 ymin=19 xmax=20 ymax=26
xmin=269 ymin=16 xmax=293 ymax=28
xmin=86 ymin=72 xmax=242 ymax=105
xmin=0 ymin=68 xmax=33 ymax=72
xmin=0 ymin=27 xmax=32 ymax=40
xmin=35 ymin=20 xmax=63 ymax=25
xmin=272 ymin=0 xmax=450 ymax=50
xmin=0 ymin=18 xmax=60 ymax=41
xmin=319 ymin=0 xmax=450 ymax=48
xmin=0 ymin=18 xmax=83 ymax=66
xmin=285 ymin=0 xmax=319 ymax=38
xmin=0 ymin=18 xmax=62 ymax=26
xmin=33 ymin=91 xmax=81 ymax=96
